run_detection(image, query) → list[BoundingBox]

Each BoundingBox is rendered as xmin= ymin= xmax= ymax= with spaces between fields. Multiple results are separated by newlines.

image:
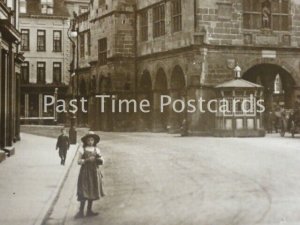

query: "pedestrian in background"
xmin=75 ymin=131 xmax=104 ymax=218
xmin=55 ymin=128 xmax=70 ymax=165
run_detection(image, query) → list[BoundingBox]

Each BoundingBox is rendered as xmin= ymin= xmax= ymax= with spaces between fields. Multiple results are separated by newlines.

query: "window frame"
xmin=21 ymin=29 xmax=30 ymax=51
xmin=87 ymin=30 xmax=91 ymax=56
xmin=21 ymin=61 xmax=29 ymax=84
xmin=53 ymin=62 xmax=62 ymax=84
xmin=37 ymin=62 xmax=46 ymax=84
xmin=37 ymin=30 xmax=46 ymax=52
xmin=53 ymin=30 xmax=62 ymax=52
xmin=98 ymin=38 xmax=107 ymax=66
xmin=243 ymin=0 xmax=290 ymax=31
xmin=153 ymin=3 xmax=165 ymax=38
xmin=80 ymin=33 xmax=85 ymax=58
xmin=140 ymin=10 xmax=148 ymax=41
xmin=171 ymin=0 xmax=182 ymax=33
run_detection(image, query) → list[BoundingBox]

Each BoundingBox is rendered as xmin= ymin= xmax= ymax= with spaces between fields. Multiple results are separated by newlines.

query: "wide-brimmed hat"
xmin=81 ymin=131 xmax=100 ymax=144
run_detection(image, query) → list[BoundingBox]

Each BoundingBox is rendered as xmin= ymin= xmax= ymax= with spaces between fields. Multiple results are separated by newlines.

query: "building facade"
xmin=19 ymin=0 xmax=72 ymax=125
xmin=0 ymin=0 xmax=23 ymax=160
xmin=72 ymin=0 xmax=300 ymax=135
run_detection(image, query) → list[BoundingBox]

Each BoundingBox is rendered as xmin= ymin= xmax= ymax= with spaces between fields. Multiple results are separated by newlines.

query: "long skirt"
xmin=77 ymin=164 xmax=104 ymax=201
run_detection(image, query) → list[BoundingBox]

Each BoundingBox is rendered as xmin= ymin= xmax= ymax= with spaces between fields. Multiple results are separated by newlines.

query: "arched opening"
xmin=243 ymin=63 xmax=295 ymax=131
xmin=170 ymin=65 xmax=186 ymax=133
xmin=153 ymin=68 xmax=168 ymax=132
xmin=139 ymin=70 xmax=153 ymax=131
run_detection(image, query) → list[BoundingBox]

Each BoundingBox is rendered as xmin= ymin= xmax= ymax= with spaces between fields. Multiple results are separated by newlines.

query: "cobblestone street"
xmin=43 ymin=132 xmax=300 ymax=225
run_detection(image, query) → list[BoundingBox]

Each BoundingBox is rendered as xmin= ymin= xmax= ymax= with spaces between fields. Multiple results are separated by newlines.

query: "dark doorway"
xmin=243 ymin=63 xmax=295 ymax=131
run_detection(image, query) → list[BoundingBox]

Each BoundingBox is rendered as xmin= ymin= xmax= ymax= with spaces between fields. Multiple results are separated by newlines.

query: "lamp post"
xmin=67 ymin=18 xmax=78 ymax=144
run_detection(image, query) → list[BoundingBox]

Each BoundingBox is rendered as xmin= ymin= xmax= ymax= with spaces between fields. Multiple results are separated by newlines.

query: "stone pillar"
xmin=136 ymin=92 xmax=152 ymax=131
xmin=168 ymin=89 xmax=184 ymax=134
xmin=25 ymin=94 xmax=29 ymax=118
xmin=3 ymin=51 xmax=8 ymax=147
xmin=38 ymin=93 xmax=43 ymax=125
xmin=152 ymin=90 xmax=168 ymax=132
xmin=15 ymin=75 xmax=21 ymax=141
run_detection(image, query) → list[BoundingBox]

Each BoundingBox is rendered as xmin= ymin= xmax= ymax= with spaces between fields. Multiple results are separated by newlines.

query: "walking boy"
xmin=56 ymin=128 xmax=70 ymax=165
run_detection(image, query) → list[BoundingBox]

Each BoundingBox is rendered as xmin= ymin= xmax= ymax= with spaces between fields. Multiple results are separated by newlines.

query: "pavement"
xmin=0 ymin=133 xmax=78 ymax=225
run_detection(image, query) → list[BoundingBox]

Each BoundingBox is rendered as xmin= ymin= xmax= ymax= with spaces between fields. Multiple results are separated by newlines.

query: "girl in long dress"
xmin=75 ymin=131 xmax=104 ymax=218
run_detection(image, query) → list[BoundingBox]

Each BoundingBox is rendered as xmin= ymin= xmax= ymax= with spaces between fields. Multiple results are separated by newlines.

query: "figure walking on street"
xmin=56 ymin=128 xmax=70 ymax=165
xmin=75 ymin=131 xmax=104 ymax=218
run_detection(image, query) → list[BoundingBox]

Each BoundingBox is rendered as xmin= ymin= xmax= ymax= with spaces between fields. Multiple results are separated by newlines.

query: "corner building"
xmin=76 ymin=0 xmax=300 ymax=134
xmin=0 ymin=0 xmax=23 ymax=158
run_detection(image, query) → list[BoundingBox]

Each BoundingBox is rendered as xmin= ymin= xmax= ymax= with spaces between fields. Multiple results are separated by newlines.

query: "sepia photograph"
xmin=1 ymin=0 xmax=300 ymax=224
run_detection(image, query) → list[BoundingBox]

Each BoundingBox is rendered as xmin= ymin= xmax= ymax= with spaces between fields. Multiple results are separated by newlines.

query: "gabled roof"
xmin=20 ymin=0 xmax=69 ymax=18
xmin=215 ymin=79 xmax=263 ymax=89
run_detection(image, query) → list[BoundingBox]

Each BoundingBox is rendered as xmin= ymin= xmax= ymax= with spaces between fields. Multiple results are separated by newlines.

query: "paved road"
xmin=46 ymin=133 xmax=300 ymax=225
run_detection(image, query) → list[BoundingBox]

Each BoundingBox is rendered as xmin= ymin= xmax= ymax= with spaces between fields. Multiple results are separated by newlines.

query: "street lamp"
xmin=67 ymin=17 xmax=79 ymax=144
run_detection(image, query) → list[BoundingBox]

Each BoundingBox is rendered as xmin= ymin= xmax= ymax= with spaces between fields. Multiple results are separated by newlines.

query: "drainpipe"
xmin=133 ymin=4 xmax=138 ymax=130
xmin=194 ymin=0 xmax=197 ymax=32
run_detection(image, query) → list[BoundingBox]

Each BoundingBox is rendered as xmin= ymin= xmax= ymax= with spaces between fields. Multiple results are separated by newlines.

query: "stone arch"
xmin=241 ymin=58 xmax=299 ymax=84
xmin=170 ymin=65 xmax=186 ymax=90
xmin=169 ymin=65 xmax=186 ymax=133
xmin=139 ymin=70 xmax=152 ymax=92
xmin=154 ymin=68 xmax=168 ymax=91
xmin=138 ymin=70 xmax=153 ymax=131
xmin=152 ymin=68 xmax=169 ymax=132
xmin=243 ymin=63 xmax=296 ymax=131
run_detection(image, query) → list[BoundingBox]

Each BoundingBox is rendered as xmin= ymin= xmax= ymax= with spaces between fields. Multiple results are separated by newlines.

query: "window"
xmin=99 ymin=0 xmax=105 ymax=7
xmin=53 ymin=62 xmax=62 ymax=83
xmin=37 ymin=30 xmax=46 ymax=51
xmin=21 ymin=29 xmax=29 ymax=51
xmin=98 ymin=38 xmax=107 ymax=65
xmin=41 ymin=0 xmax=53 ymax=14
xmin=37 ymin=62 xmax=46 ymax=84
xmin=140 ymin=10 xmax=148 ymax=41
xmin=87 ymin=31 xmax=91 ymax=56
xmin=153 ymin=4 xmax=165 ymax=38
xmin=53 ymin=31 xmax=62 ymax=52
xmin=21 ymin=62 xmax=29 ymax=83
xmin=80 ymin=33 xmax=85 ymax=58
xmin=19 ymin=0 xmax=27 ymax=13
xmin=171 ymin=0 xmax=182 ymax=32
xmin=272 ymin=0 xmax=289 ymax=31
xmin=243 ymin=0 xmax=289 ymax=31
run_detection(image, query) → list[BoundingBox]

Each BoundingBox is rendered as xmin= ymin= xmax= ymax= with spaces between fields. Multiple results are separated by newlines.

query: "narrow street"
xmin=45 ymin=132 xmax=300 ymax=225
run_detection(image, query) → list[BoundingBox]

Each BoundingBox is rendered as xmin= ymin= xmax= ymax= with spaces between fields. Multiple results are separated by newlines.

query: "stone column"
xmin=152 ymin=90 xmax=169 ymax=132
xmin=38 ymin=93 xmax=43 ymax=125
xmin=3 ymin=51 xmax=8 ymax=147
xmin=168 ymin=89 xmax=184 ymax=133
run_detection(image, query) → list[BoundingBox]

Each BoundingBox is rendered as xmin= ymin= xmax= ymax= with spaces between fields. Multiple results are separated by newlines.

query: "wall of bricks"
xmin=136 ymin=0 xmax=194 ymax=56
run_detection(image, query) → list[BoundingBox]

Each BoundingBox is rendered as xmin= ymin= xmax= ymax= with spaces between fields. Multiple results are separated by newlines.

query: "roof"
xmin=215 ymin=78 xmax=263 ymax=89
xmin=20 ymin=0 xmax=69 ymax=18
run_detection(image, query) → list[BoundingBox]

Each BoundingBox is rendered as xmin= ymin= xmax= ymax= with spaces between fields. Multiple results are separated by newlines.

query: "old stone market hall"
xmin=69 ymin=0 xmax=300 ymax=135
